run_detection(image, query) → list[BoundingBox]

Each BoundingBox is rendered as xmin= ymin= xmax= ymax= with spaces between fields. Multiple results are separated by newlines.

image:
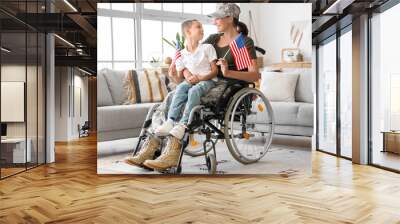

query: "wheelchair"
xmin=131 ymin=80 xmax=275 ymax=174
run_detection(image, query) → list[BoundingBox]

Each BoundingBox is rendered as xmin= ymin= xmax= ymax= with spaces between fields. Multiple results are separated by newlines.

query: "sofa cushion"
xmin=98 ymin=138 xmax=138 ymax=156
xmin=260 ymin=71 xmax=299 ymax=102
xmin=102 ymin=68 xmax=129 ymax=105
xmin=281 ymin=68 xmax=313 ymax=103
xmin=97 ymin=71 xmax=114 ymax=106
xmin=272 ymin=125 xmax=313 ymax=137
xmin=97 ymin=103 xmax=156 ymax=132
xmin=124 ymin=69 xmax=169 ymax=104
xmin=270 ymin=102 xmax=313 ymax=127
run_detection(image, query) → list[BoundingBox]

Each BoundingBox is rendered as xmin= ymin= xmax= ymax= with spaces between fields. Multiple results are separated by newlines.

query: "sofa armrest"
xmin=97 ymin=103 xmax=156 ymax=133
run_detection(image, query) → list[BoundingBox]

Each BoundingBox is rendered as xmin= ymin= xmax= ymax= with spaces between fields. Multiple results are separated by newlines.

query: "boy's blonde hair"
xmin=181 ymin=19 xmax=198 ymax=38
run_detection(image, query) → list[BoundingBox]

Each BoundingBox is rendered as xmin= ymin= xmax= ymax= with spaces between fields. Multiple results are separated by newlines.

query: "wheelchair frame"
xmin=132 ymin=81 xmax=275 ymax=174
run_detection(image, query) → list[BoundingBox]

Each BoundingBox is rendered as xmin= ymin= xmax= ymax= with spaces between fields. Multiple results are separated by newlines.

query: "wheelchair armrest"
xmin=213 ymin=80 xmax=253 ymax=109
xmin=187 ymin=105 xmax=205 ymax=126
xmin=145 ymin=103 xmax=162 ymax=121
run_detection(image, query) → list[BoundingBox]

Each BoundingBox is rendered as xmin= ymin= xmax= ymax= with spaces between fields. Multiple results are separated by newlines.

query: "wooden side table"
xmin=381 ymin=131 xmax=400 ymax=154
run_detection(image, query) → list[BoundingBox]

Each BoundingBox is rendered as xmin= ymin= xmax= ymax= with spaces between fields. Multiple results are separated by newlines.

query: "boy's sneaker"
xmin=155 ymin=119 xmax=174 ymax=136
xmin=169 ymin=123 xmax=187 ymax=140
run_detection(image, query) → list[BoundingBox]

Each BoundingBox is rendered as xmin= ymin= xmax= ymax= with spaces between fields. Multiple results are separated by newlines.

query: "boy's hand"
xmin=187 ymin=75 xmax=200 ymax=84
xmin=168 ymin=64 xmax=177 ymax=77
xmin=183 ymin=68 xmax=193 ymax=80
xmin=194 ymin=74 xmax=203 ymax=82
xmin=217 ymin=58 xmax=229 ymax=77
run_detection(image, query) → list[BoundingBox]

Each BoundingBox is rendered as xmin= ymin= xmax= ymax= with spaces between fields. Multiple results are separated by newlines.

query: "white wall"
xmin=72 ymin=73 xmax=89 ymax=138
xmin=240 ymin=3 xmax=312 ymax=66
xmin=55 ymin=67 xmax=89 ymax=141
xmin=1 ymin=64 xmax=46 ymax=163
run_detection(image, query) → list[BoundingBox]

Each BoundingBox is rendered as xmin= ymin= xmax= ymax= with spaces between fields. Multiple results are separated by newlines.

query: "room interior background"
xmin=0 ymin=25 xmax=46 ymax=179
xmin=96 ymin=3 xmax=313 ymax=175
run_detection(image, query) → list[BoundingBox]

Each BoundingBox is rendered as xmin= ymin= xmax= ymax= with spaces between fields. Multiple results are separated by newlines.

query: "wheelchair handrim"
xmin=224 ymin=88 xmax=275 ymax=164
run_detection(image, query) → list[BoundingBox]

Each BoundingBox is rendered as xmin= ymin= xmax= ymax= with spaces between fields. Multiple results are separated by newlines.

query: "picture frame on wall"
xmin=281 ymin=48 xmax=302 ymax=63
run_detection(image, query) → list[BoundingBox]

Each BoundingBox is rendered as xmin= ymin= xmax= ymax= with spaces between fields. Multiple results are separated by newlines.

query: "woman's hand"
xmin=217 ymin=58 xmax=229 ymax=77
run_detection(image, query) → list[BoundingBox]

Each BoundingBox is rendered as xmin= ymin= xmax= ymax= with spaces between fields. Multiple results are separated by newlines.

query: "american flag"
xmin=229 ymin=33 xmax=253 ymax=70
xmin=172 ymin=41 xmax=182 ymax=65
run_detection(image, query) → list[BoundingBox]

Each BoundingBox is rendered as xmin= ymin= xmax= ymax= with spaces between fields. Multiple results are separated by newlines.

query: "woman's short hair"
xmin=181 ymin=19 xmax=198 ymax=37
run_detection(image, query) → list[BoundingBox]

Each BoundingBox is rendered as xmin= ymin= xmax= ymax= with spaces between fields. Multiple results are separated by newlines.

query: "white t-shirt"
xmin=175 ymin=43 xmax=218 ymax=81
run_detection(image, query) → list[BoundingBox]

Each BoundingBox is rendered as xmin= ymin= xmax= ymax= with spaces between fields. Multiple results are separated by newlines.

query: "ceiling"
xmin=0 ymin=0 xmax=393 ymax=75
xmin=0 ymin=0 xmax=97 ymax=74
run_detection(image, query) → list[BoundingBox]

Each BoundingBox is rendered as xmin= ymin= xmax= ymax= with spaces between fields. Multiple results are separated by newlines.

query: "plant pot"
xmin=149 ymin=62 xmax=161 ymax=68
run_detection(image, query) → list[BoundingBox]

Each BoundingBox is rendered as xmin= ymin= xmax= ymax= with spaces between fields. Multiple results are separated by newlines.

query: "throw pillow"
xmin=103 ymin=68 xmax=129 ymax=105
xmin=97 ymin=69 xmax=114 ymax=106
xmin=123 ymin=69 xmax=169 ymax=104
xmin=260 ymin=71 xmax=299 ymax=102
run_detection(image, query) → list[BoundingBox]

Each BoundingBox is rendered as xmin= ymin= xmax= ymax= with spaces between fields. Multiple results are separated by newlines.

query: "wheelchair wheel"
xmin=224 ymin=87 xmax=274 ymax=164
xmin=184 ymin=132 xmax=214 ymax=157
xmin=206 ymin=153 xmax=217 ymax=174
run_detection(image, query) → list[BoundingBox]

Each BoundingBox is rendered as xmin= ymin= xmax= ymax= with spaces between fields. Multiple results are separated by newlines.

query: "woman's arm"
xmin=197 ymin=61 xmax=218 ymax=81
xmin=217 ymin=58 xmax=260 ymax=82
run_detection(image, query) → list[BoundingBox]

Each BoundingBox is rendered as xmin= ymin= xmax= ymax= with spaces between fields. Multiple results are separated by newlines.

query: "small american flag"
xmin=229 ymin=33 xmax=253 ymax=70
xmin=172 ymin=41 xmax=182 ymax=65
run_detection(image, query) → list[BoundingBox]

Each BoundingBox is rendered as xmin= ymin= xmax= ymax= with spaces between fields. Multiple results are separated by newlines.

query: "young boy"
xmin=128 ymin=19 xmax=218 ymax=171
xmin=154 ymin=19 xmax=218 ymax=139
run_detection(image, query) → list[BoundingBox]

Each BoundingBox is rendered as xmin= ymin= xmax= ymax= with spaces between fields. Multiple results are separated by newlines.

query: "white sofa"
xmin=98 ymin=67 xmax=314 ymax=144
xmin=261 ymin=68 xmax=314 ymax=137
xmin=97 ymin=68 xmax=156 ymax=142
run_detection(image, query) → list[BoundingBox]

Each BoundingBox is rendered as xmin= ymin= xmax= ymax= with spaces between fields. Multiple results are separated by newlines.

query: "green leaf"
xmin=162 ymin=37 xmax=175 ymax=48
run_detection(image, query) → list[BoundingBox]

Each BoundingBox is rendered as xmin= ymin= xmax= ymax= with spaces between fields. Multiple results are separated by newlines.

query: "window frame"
xmin=97 ymin=3 xmax=215 ymax=70
xmin=315 ymin=24 xmax=353 ymax=161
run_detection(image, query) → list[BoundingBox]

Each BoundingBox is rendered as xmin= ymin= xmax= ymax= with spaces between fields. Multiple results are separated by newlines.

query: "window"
xmin=163 ymin=3 xmax=182 ymax=12
xmin=162 ymin=21 xmax=181 ymax=61
xmin=339 ymin=29 xmax=352 ymax=158
xmin=183 ymin=3 xmax=201 ymax=14
xmin=203 ymin=24 xmax=217 ymax=41
xmin=202 ymin=3 xmax=217 ymax=15
xmin=0 ymin=1 xmax=46 ymax=179
xmin=370 ymin=3 xmax=400 ymax=171
xmin=316 ymin=25 xmax=353 ymax=159
xmin=97 ymin=4 xmax=137 ymax=70
xmin=317 ymin=37 xmax=337 ymax=155
xmin=97 ymin=3 xmax=216 ymax=70
xmin=144 ymin=3 xmax=162 ymax=10
xmin=97 ymin=16 xmax=112 ymax=61
xmin=141 ymin=20 xmax=162 ymax=64
xmin=98 ymin=3 xmax=110 ymax=9
xmin=391 ymin=74 xmax=400 ymax=130
xmin=111 ymin=3 xmax=134 ymax=12
xmin=112 ymin=18 xmax=135 ymax=61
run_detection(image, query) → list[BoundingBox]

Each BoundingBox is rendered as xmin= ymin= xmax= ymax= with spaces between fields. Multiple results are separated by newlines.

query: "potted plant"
xmin=162 ymin=32 xmax=185 ymax=51
xmin=149 ymin=56 xmax=161 ymax=68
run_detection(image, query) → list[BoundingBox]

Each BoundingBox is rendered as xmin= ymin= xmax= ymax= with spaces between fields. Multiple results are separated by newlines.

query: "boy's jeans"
xmin=168 ymin=80 xmax=215 ymax=124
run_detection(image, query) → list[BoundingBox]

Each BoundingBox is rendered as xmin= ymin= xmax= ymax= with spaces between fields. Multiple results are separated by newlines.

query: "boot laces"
xmin=158 ymin=137 xmax=181 ymax=159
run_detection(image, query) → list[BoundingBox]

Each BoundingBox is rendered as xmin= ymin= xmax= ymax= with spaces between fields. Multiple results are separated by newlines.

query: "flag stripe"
xmin=229 ymin=33 xmax=253 ymax=70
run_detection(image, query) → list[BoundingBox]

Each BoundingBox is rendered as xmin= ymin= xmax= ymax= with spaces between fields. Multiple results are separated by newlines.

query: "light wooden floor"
xmin=1 ymin=135 xmax=400 ymax=223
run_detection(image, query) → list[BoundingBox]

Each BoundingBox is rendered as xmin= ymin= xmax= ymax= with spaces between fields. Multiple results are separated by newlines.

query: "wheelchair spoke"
xmin=224 ymin=88 xmax=275 ymax=164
